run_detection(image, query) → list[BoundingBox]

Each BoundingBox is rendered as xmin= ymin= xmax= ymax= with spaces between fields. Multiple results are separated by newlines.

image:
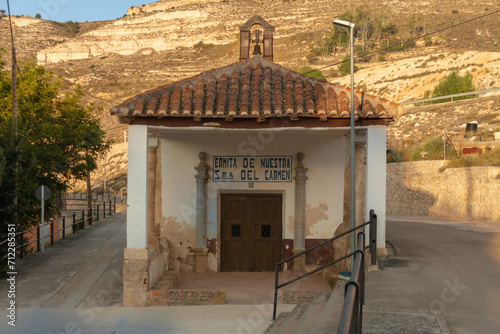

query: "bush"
xmin=338 ymin=54 xmax=359 ymax=76
xmin=427 ymin=71 xmax=476 ymax=104
xmin=298 ymin=66 xmax=326 ymax=80
xmin=35 ymin=13 xmax=42 ymax=19
xmin=410 ymin=136 xmax=457 ymax=161
xmin=387 ymin=148 xmax=405 ymax=163
xmin=377 ymin=50 xmax=386 ymax=62
xmin=66 ymin=21 xmax=80 ymax=34
xmin=424 ymin=36 xmax=432 ymax=46
xmin=447 ymin=148 xmax=500 ymax=167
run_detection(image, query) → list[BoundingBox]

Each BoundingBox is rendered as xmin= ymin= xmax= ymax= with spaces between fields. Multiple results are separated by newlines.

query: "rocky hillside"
xmin=1 ymin=0 xmax=499 ymax=193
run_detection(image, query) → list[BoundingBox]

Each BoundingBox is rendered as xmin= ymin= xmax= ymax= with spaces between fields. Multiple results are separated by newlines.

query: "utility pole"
xmin=86 ymin=149 xmax=92 ymax=226
xmin=7 ymin=0 xmax=19 ymax=229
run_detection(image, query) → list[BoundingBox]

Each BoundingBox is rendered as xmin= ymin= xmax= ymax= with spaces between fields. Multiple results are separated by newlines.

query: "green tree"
xmin=0 ymin=10 xmax=5 ymax=15
xmin=354 ymin=5 xmax=377 ymax=52
xmin=35 ymin=13 xmax=42 ymax=19
xmin=66 ymin=21 xmax=80 ymax=34
xmin=427 ymin=71 xmax=476 ymax=104
xmin=408 ymin=13 xmax=424 ymax=36
xmin=298 ymin=67 xmax=326 ymax=80
xmin=0 ymin=55 xmax=111 ymax=238
xmin=338 ymin=54 xmax=359 ymax=76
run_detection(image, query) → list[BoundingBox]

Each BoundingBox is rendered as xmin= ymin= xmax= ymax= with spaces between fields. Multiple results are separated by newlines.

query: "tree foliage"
xmin=308 ymin=6 xmax=422 ymax=64
xmin=338 ymin=54 xmax=359 ymax=76
xmin=298 ymin=66 xmax=326 ymax=80
xmin=0 ymin=52 xmax=111 ymax=235
xmin=424 ymin=71 xmax=476 ymax=104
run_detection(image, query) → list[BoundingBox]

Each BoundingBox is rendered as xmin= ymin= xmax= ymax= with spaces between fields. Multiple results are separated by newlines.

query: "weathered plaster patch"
xmin=287 ymin=215 xmax=294 ymax=234
xmin=305 ymin=203 xmax=329 ymax=237
xmin=207 ymin=221 xmax=217 ymax=239
xmin=206 ymin=238 xmax=218 ymax=272
xmin=160 ymin=216 xmax=196 ymax=271
xmin=207 ymin=253 xmax=217 ymax=272
xmin=207 ymin=238 xmax=217 ymax=256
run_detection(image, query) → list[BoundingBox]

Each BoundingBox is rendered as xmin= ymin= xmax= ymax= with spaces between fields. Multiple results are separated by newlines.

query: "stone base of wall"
xmin=282 ymin=291 xmax=321 ymax=304
xmin=387 ymin=161 xmax=500 ymax=222
xmin=149 ymin=290 xmax=226 ymax=305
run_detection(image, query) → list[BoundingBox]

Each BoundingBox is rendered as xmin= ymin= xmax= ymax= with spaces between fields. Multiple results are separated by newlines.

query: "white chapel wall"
xmin=158 ymin=130 xmax=346 ymax=271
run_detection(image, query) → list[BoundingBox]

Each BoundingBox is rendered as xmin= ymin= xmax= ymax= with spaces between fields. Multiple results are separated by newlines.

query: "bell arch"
xmin=239 ymin=15 xmax=275 ymax=62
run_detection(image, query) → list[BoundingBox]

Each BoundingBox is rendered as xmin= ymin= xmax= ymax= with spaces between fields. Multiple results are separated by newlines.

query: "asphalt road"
xmin=366 ymin=216 xmax=500 ymax=334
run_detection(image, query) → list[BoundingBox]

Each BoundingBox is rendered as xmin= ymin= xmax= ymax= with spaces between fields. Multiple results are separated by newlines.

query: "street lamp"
xmin=332 ymin=19 xmax=356 ymax=268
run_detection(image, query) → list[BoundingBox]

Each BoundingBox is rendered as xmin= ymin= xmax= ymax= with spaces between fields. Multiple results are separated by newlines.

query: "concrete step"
xmin=312 ymin=280 xmax=347 ymax=333
xmin=263 ymin=312 xmax=290 ymax=334
xmin=271 ymin=301 xmax=310 ymax=334
xmin=290 ymin=291 xmax=332 ymax=334
xmin=153 ymin=270 xmax=180 ymax=289
xmin=264 ymin=281 xmax=348 ymax=334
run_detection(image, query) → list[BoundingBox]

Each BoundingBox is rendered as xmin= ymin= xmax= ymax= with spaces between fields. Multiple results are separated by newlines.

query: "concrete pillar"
xmin=293 ymin=153 xmax=308 ymax=272
xmin=355 ymin=143 xmax=366 ymax=229
xmin=194 ymin=152 xmax=209 ymax=272
xmin=334 ymin=135 xmax=352 ymax=272
xmin=127 ymin=125 xmax=148 ymax=249
xmin=147 ymin=138 xmax=158 ymax=248
xmin=365 ymin=126 xmax=387 ymax=253
xmin=124 ymin=125 xmax=149 ymax=306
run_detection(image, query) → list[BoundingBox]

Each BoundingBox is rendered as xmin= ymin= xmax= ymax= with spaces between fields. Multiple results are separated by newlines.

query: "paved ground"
xmin=2 ymin=213 xmax=499 ymax=333
xmin=365 ymin=215 xmax=500 ymax=334
xmin=0 ymin=213 xmax=297 ymax=334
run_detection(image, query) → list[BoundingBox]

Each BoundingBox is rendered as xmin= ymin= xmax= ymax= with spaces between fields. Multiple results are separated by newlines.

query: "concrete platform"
xmin=178 ymin=271 xmax=332 ymax=304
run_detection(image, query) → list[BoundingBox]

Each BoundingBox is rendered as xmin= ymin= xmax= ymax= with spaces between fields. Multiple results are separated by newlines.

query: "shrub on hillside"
xmin=338 ymin=54 xmax=359 ymax=76
xmin=298 ymin=67 xmax=326 ymax=80
xmin=424 ymin=71 xmax=477 ymax=104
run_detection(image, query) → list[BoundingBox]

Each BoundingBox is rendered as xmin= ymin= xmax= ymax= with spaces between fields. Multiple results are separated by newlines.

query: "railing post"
xmin=103 ymin=202 xmax=106 ymax=219
xmin=109 ymin=199 xmax=112 ymax=215
xmin=114 ymin=198 xmax=116 ymax=213
xmin=89 ymin=207 xmax=93 ymax=226
xmin=50 ymin=222 xmax=54 ymax=245
xmin=97 ymin=204 xmax=100 ymax=221
xmin=63 ymin=217 xmax=66 ymax=239
xmin=37 ymin=225 xmax=40 ymax=252
xmin=370 ymin=210 xmax=377 ymax=266
xmin=82 ymin=210 xmax=85 ymax=229
xmin=273 ymin=262 xmax=279 ymax=320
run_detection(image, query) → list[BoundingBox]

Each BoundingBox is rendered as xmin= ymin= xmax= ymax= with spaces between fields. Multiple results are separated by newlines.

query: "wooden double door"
xmin=221 ymin=194 xmax=282 ymax=272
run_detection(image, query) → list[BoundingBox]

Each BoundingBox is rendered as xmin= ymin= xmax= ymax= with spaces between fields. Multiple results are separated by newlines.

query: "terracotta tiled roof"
xmin=111 ymin=56 xmax=401 ymax=124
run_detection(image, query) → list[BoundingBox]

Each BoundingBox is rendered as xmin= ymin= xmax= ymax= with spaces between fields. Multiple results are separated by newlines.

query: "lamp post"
xmin=333 ymin=19 xmax=356 ymax=268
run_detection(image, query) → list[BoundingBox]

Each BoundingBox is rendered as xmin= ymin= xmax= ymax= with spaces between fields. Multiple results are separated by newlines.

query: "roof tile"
xmin=111 ymin=56 xmax=401 ymax=124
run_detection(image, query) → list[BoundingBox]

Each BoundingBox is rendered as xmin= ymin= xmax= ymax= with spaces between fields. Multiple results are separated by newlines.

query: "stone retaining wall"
xmin=387 ymin=161 xmax=500 ymax=222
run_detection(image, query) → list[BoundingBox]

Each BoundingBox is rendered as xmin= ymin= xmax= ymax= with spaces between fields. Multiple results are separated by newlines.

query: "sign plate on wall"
xmin=213 ymin=155 xmax=293 ymax=182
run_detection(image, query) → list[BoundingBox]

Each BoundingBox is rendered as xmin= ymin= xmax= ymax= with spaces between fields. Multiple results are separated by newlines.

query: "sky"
xmin=5 ymin=0 xmax=157 ymax=22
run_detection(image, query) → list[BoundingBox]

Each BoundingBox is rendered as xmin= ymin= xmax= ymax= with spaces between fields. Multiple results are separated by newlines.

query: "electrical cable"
xmin=303 ymin=8 xmax=500 ymax=76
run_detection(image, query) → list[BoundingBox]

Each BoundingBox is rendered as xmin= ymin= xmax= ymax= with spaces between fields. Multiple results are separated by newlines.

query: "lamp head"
xmin=332 ymin=19 xmax=355 ymax=29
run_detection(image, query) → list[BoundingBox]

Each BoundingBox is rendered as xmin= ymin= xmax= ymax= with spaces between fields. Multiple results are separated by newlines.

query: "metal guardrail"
xmin=64 ymin=192 xmax=127 ymax=203
xmin=0 ymin=199 xmax=117 ymax=259
xmin=272 ymin=209 xmax=377 ymax=325
xmin=399 ymin=87 xmax=500 ymax=106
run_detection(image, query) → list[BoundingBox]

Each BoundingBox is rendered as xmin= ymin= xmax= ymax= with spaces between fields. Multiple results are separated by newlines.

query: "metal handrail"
xmin=337 ymin=232 xmax=367 ymax=334
xmin=272 ymin=209 xmax=377 ymax=321
xmin=399 ymin=87 xmax=500 ymax=106
xmin=0 ymin=199 xmax=117 ymax=257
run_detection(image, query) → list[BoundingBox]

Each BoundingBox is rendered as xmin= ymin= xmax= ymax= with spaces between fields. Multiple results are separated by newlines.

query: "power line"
xmin=305 ymin=8 xmax=500 ymax=75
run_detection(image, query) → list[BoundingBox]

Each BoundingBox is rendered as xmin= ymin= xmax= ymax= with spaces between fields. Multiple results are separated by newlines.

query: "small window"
xmin=231 ymin=224 xmax=241 ymax=237
xmin=262 ymin=225 xmax=271 ymax=238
